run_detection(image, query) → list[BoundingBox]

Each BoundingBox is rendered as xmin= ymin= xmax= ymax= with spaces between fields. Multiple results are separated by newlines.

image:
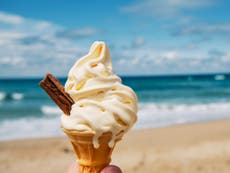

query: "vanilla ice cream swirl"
xmin=61 ymin=41 xmax=138 ymax=148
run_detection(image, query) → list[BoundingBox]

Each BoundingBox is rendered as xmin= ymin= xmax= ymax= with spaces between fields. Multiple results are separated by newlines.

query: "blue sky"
xmin=0 ymin=0 xmax=229 ymax=77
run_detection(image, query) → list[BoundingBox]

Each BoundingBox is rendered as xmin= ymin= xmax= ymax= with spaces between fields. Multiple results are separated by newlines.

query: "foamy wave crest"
xmin=0 ymin=92 xmax=6 ymax=101
xmin=0 ymin=117 xmax=64 ymax=141
xmin=214 ymin=75 xmax=225 ymax=80
xmin=135 ymin=102 xmax=230 ymax=129
xmin=11 ymin=93 xmax=24 ymax=100
xmin=0 ymin=92 xmax=24 ymax=101
xmin=1 ymin=102 xmax=230 ymax=140
xmin=41 ymin=105 xmax=61 ymax=115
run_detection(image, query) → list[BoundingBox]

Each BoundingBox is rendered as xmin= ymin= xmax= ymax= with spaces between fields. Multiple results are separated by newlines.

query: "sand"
xmin=1 ymin=120 xmax=230 ymax=173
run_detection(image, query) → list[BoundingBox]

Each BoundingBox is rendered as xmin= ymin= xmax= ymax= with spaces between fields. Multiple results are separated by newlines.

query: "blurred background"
xmin=0 ymin=0 xmax=230 ymax=141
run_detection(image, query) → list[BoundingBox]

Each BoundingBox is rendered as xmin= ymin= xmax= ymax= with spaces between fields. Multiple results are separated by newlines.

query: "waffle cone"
xmin=62 ymin=128 xmax=123 ymax=173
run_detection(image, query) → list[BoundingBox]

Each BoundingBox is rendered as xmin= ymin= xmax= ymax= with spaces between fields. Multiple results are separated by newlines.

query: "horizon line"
xmin=0 ymin=72 xmax=229 ymax=80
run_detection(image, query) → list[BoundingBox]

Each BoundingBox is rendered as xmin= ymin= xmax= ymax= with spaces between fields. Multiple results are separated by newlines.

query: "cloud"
xmin=208 ymin=49 xmax=230 ymax=63
xmin=56 ymin=28 xmax=101 ymax=39
xmin=0 ymin=12 xmax=24 ymax=24
xmin=208 ymin=49 xmax=225 ymax=57
xmin=121 ymin=0 xmax=215 ymax=19
xmin=132 ymin=37 xmax=145 ymax=48
xmin=162 ymin=51 xmax=181 ymax=60
xmin=0 ymin=31 xmax=25 ymax=44
xmin=173 ymin=24 xmax=230 ymax=37
xmin=18 ymin=36 xmax=54 ymax=45
xmin=120 ymin=0 xmax=220 ymax=42
xmin=113 ymin=47 xmax=230 ymax=75
xmin=0 ymin=11 xmax=90 ymax=77
xmin=121 ymin=0 xmax=228 ymax=44
xmin=0 ymin=10 xmax=228 ymax=77
xmin=0 ymin=56 xmax=24 ymax=65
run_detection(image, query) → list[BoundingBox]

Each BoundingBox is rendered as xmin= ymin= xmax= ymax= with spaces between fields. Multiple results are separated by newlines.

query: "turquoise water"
xmin=0 ymin=74 xmax=230 ymax=140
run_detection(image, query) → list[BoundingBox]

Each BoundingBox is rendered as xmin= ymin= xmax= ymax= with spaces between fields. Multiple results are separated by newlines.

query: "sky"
xmin=0 ymin=0 xmax=230 ymax=77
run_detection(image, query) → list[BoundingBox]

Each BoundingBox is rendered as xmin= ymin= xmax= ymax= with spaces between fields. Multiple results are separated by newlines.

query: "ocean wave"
xmin=214 ymin=75 xmax=225 ymax=81
xmin=0 ymin=102 xmax=230 ymax=140
xmin=135 ymin=102 xmax=230 ymax=129
xmin=41 ymin=105 xmax=61 ymax=115
xmin=0 ymin=116 xmax=63 ymax=141
xmin=0 ymin=92 xmax=6 ymax=101
xmin=0 ymin=92 xmax=24 ymax=101
xmin=11 ymin=93 xmax=24 ymax=100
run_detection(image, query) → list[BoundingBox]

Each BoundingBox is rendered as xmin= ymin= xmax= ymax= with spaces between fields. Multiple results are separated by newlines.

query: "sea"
xmin=0 ymin=73 xmax=230 ymax=141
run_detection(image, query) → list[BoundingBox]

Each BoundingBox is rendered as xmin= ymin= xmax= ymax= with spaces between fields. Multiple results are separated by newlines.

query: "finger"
xmin=67 ymin=161 xmax=78 ymax=173
xmin=101 ymin=165 xmax=122 ymax=173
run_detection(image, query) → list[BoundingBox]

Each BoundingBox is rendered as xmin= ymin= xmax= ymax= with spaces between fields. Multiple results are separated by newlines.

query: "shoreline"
xmin=1 ymin=119 xmax=230 ymax=173
xmin=1 ymin=118 xmax=229 ymax=143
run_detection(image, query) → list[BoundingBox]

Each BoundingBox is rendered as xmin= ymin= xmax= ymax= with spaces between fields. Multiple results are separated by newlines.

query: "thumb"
xmin=101 ymin=165 xmax=122 ymax=173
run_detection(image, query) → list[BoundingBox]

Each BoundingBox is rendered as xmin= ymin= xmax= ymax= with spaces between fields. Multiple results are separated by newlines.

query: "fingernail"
xmin=101 ymin=165 xmax=122 ymax=173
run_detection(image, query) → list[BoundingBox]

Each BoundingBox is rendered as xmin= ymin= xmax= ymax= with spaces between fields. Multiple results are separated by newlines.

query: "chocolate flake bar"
xmin=39 ymin=73 xmax=74 ymax=115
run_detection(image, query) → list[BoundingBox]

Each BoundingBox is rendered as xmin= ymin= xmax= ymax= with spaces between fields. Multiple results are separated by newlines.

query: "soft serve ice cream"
xmin=61 ymin=41 xmax=138 ymax=148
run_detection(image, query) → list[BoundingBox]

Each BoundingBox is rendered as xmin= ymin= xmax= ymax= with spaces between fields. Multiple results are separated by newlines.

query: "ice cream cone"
xmin=62 ymin=128 xmax=123 ymax=173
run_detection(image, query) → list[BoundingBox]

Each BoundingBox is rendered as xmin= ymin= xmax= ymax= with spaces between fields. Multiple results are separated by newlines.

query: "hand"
xmin=67 ymin=162 xmax=122 ymax=173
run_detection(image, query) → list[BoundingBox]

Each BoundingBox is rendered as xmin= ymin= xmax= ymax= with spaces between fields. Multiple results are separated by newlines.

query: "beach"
xmin=1 ymin=119 xmax=230 ymax=173
xmin=1 ymin=1 xmax=230 ymax=173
